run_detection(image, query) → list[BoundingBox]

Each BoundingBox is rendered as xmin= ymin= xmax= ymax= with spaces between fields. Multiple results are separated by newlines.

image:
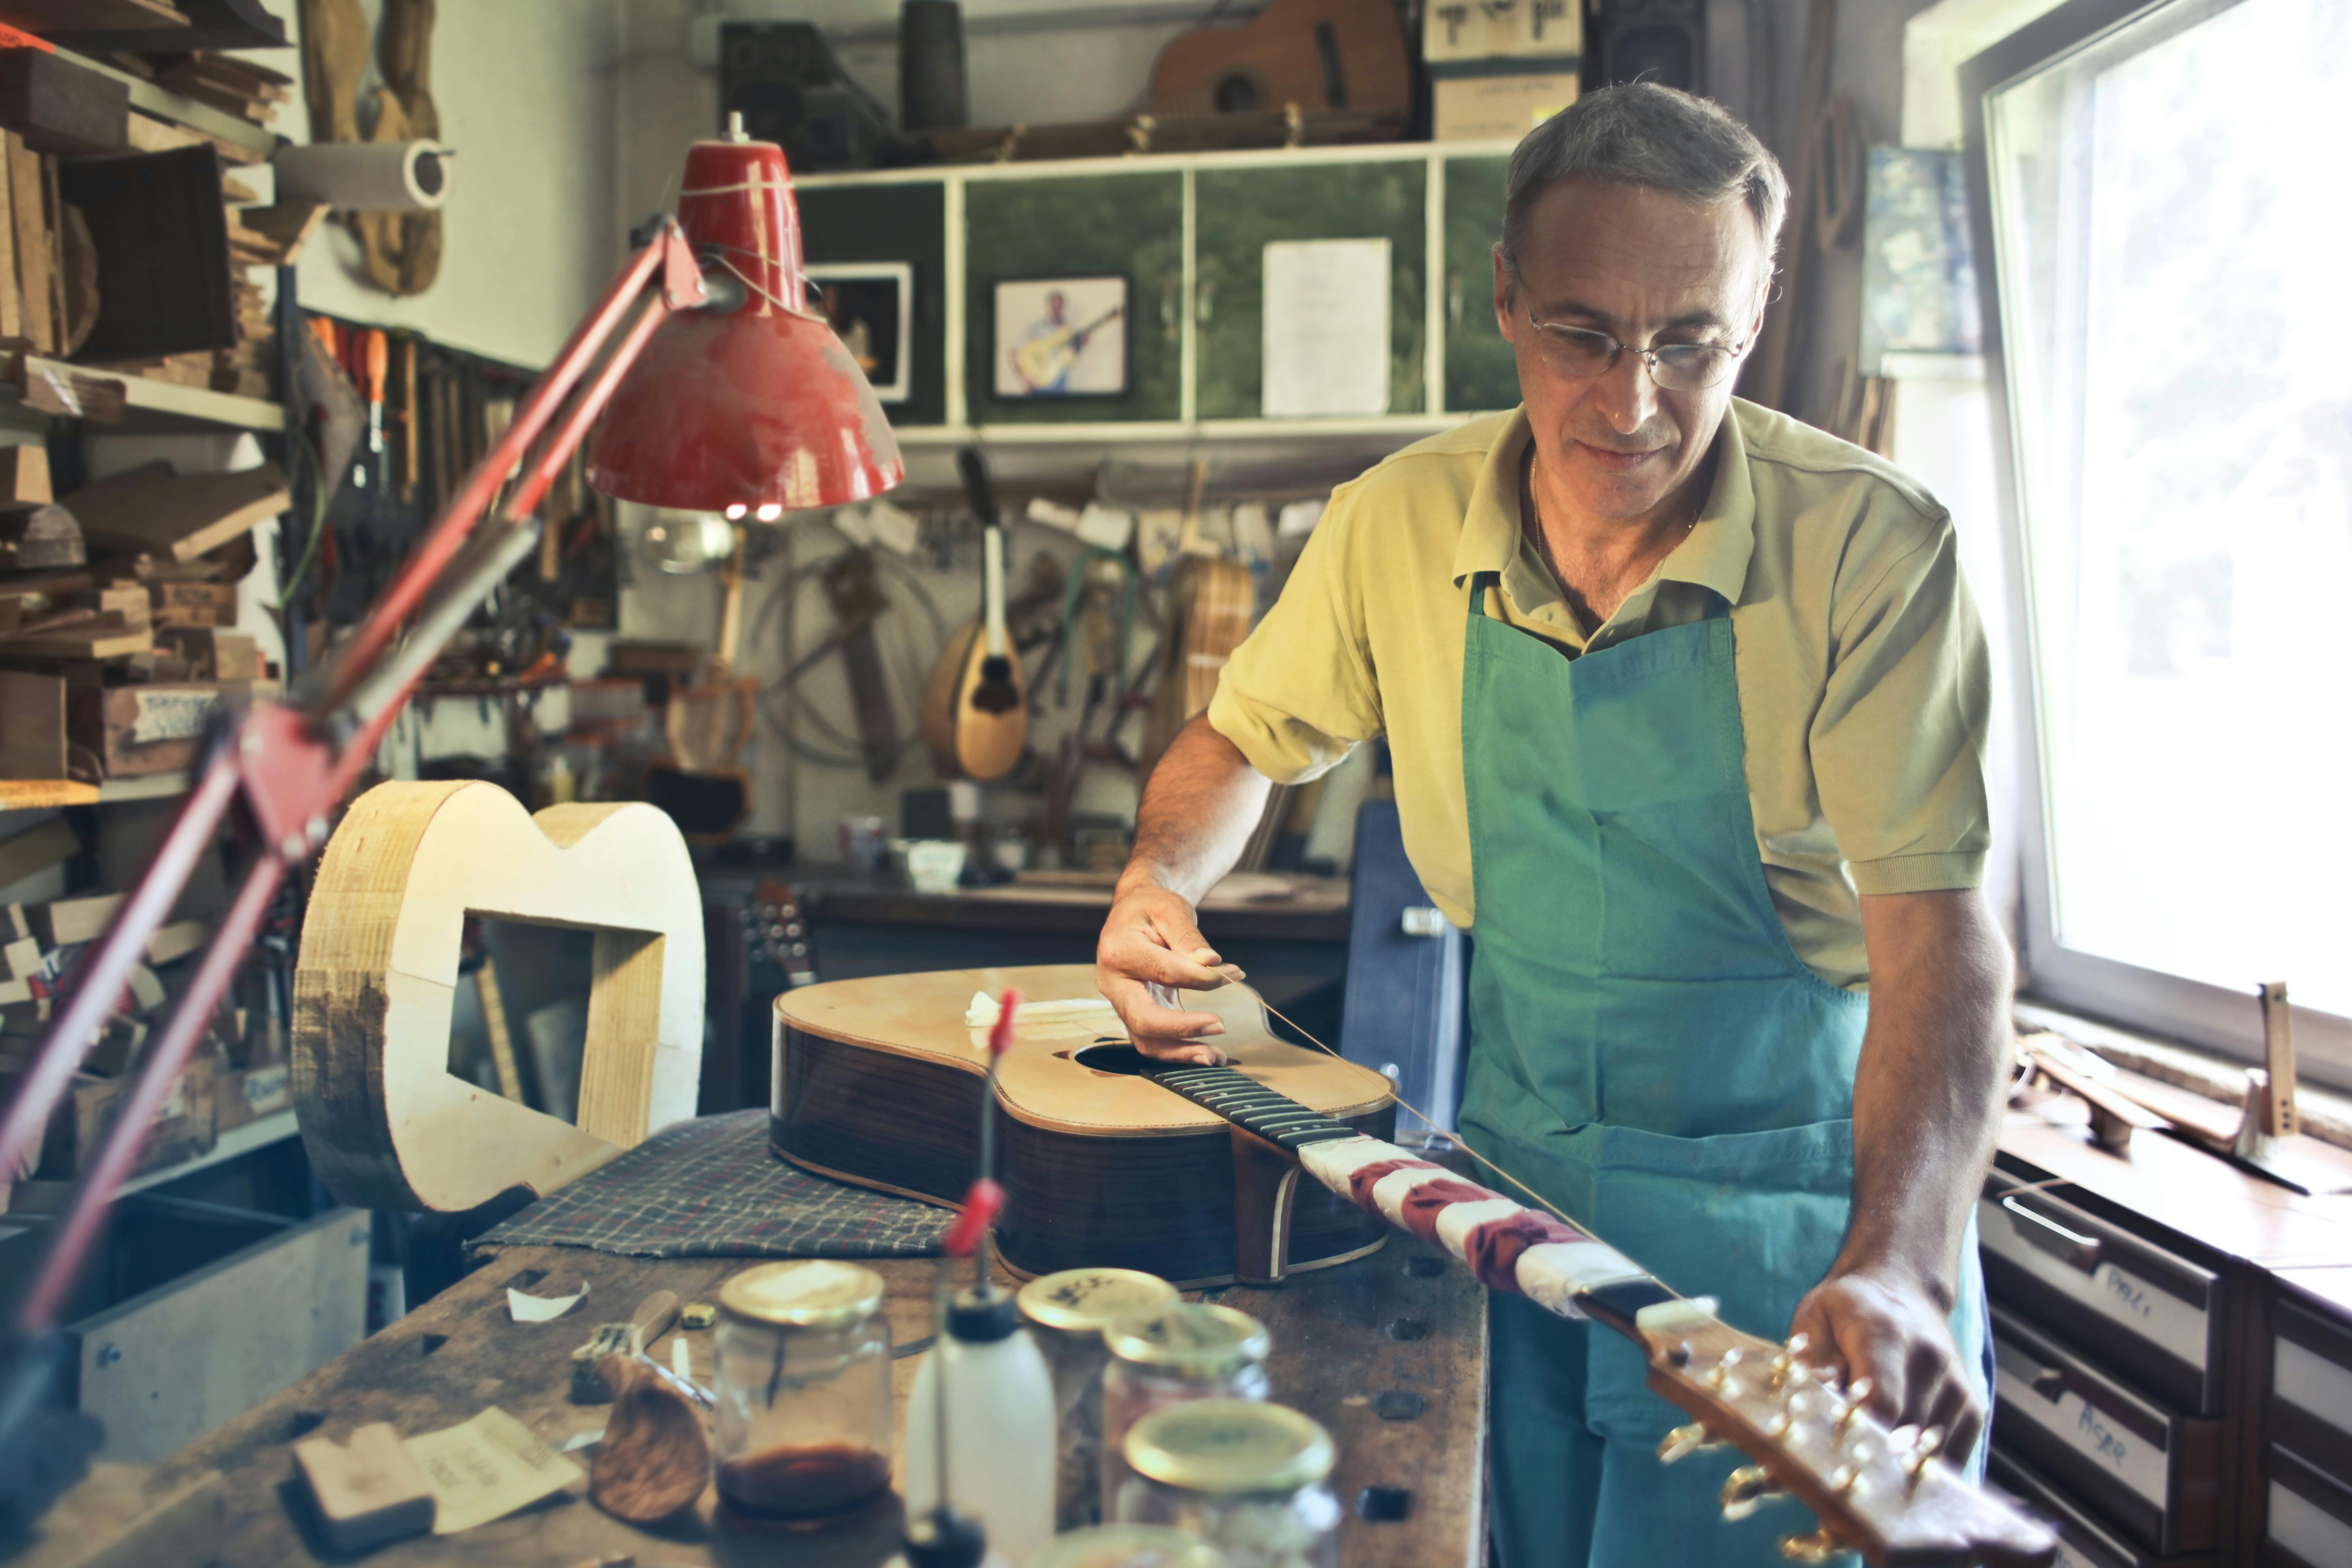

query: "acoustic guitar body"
xmin=773 ymin=965 xmax=1394 ymax=1286
xmin=1150 ymin=0 xmax=1411 ymax=117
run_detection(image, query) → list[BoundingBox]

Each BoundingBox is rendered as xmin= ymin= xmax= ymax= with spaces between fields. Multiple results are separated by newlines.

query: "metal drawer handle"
xmin=2003 ymin=1195 xmax=2103 ymax=1273
xmin=2029 ymin=1366 xmax=2069 ymax=1404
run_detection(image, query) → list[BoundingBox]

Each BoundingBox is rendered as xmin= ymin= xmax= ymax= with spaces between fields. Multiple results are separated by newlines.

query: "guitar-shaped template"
xmin=773 ymin=964 xmax=2059 ymax=1568
xmin=1011 ymin=305 xmax=1122 ymax=391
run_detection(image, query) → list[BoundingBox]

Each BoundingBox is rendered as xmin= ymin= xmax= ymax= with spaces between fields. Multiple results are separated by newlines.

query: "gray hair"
xmin=1501 ymin=83 xmax=1788 ymax=282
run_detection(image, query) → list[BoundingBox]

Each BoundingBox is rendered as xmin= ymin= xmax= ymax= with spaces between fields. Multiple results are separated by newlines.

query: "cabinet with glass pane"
xmin=1193 ymin=159 xmax=1428 ymax=421
xmin=963 ymin=172 xmax=1184 ymax=426
xmin=794 ymin=140 xmax=1524 ymax=440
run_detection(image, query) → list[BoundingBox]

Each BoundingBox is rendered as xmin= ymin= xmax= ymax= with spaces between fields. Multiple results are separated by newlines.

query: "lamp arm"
xmin=0 ymin=219 xmax=706 ymax=1361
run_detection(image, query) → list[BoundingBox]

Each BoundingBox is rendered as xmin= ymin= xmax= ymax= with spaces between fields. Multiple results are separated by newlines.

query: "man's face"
xmin=1046 ymin=291 xmax=1067 ymax=323
xmin=1495 ymin=179 xmax=1769 ymax=522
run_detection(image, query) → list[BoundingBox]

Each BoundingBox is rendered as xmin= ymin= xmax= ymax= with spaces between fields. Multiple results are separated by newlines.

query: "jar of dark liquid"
xmin=712 ymin=1260 xmax=893 ymax=1523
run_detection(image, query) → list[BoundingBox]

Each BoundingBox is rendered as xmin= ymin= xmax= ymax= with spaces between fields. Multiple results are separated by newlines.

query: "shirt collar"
xmin=1450 ymin=402 xmax=1759 ymax=614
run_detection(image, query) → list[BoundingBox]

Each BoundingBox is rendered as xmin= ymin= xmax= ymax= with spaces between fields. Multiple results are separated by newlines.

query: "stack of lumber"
xmin=0 ymin=455 xmax=281 ymax=781
xmin=154 ymin=51 xmax=290 ymax=129
xmin=0 ymin=127 xmax=84 ymax=358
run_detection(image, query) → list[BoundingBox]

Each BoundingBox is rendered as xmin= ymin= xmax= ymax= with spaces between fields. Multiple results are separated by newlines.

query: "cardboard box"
xmin=1424 ymin=0 xmax=1581 ymax=67
xmin=69 ymin=679 xmax=255 ymax=776
xmin=0 ymin=1052 xmax=216 ymax=1180
xmin=1434 ymin=72 xmax=1579 ymax=143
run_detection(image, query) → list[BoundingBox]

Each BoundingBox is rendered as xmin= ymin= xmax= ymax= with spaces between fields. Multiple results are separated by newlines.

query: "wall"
xmin=253 ymin=0 xmax=625 ymax=369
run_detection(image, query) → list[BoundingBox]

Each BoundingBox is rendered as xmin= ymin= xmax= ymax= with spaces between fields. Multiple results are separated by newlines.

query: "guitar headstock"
xmin=1633 ymin=1300 xmax=2056 ymax=1567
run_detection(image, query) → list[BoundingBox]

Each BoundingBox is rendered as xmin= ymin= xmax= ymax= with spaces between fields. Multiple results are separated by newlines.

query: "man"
xmin=1094 ymin=84 xmax=2007 ymax=1566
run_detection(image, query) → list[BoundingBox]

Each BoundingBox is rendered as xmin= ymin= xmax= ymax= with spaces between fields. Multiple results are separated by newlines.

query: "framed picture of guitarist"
xmin=807 ymin=262 xmax=912 ymax=404
xmin=993 ymin=274 xmax=1129 ymax=398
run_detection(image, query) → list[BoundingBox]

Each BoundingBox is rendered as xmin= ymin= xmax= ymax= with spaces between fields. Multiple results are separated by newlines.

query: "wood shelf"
xmin=56 ymin=46 xmax=284 ymax=161
xmin=6 ymin=354 xmax=284 ymax=433
xmin=0 ymin=772 xmax=193 ymax=810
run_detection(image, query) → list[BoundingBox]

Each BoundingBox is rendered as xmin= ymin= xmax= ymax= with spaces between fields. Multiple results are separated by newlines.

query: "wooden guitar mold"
xmin=293 ymin=780 xmax=704 ymax=1212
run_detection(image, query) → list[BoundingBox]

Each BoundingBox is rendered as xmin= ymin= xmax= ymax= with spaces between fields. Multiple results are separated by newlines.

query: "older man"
xmin=1095 ymin=84 xmax=2006 ymax=1565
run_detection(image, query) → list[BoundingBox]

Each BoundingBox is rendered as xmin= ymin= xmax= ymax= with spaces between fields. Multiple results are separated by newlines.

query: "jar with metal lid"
xmin=1031 ymin=1524 xmax=1224 ymax=1568
xmin=1113 ymin=1399 xmax=1339 ymax=1568
xmin=1100 ymin=1302 xmax=1270 ymax=1506
xmin=1017 ymin=1268 xmax=1180 ymax=1529
xmin=711 ymin=1259 xmax=892 ymax=1524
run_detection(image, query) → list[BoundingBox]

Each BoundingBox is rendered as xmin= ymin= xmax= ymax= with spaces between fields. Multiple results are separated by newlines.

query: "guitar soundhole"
xmin=1074 ymin=1042 xmax=1155 ymax=1076
xmin=1213 ymin=67 xmax=1268 ymax=113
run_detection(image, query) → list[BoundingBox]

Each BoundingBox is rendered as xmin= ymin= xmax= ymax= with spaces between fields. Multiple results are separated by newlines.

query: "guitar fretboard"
xmin=1145 ymin=1063 xmax=1361 ymax=1152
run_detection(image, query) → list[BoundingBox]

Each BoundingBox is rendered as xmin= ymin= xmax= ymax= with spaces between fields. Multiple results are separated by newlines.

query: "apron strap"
xmin=1466 ymin=571 xmax=1500 ymax=620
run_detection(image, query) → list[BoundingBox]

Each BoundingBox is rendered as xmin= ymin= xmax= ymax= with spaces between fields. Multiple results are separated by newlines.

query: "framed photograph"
xmin=807 ymin=262 xmax=913 ymax=404
xmin=992 ymin=275 xmax=1129 ymax=399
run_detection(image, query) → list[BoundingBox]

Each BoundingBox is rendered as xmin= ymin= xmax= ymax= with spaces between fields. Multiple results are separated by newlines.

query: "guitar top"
xmin=774 ymin=964 xmax=1391 ymax=1137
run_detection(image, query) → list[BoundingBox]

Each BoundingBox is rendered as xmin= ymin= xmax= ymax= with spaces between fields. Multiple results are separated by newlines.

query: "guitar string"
xmin=1224 ymin=979 xmax=1622 ymax=1254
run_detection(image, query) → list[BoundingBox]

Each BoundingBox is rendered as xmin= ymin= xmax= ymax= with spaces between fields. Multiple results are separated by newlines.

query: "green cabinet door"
xmin=1443 ymin=155 xmax=1520 ymax=415
xmin=1194 ymin=159 xmax=1427 ymax=420
xmin=964 ymin=172 xmax=1185 ymax=424
xmin=799 ymin=182 xmax=948 ymax=427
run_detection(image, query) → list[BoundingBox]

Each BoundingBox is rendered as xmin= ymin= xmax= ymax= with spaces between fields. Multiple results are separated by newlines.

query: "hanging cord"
xmin=275 ymin=424 xmax=333 ymax=613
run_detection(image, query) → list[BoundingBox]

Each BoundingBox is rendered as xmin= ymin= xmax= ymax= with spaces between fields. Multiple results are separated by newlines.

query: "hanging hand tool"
xmin=363 ymin=327 xmax=390 ymax=492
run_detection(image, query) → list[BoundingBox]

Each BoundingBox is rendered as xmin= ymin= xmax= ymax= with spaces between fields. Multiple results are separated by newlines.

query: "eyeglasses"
xmin=1522 ymin=307 xmax=1749 ymax=392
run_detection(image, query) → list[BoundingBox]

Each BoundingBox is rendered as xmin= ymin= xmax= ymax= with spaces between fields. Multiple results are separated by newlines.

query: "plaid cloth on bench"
xmin=472 ymin=1109 xmax=943 ymax=1259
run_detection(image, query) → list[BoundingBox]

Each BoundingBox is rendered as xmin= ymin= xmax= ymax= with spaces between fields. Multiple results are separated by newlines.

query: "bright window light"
xmin=1986 ymin=0 xmax=2352 ymax=1037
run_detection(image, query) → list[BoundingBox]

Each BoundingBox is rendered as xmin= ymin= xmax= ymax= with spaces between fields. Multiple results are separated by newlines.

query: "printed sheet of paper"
xmin=404 ymin=1406 xmax=583 ymax=1534
xmin=1261 ymin=238 xmax=1392 ymax=418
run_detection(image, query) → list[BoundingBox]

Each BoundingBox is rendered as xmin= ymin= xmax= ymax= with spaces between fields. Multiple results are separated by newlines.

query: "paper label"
xmin=1994 ymin=1365 xmax=2167 ymax=1507
xmin=1262 ymin=239 xmax=1392 ymax=419
xmin=129 ymin=689 xmax=220 ymax=745
xmin=242 ymin=1064 xmax=290 ymax=1112
xmin=404 ymin=1406 xmax=582 ymax=1534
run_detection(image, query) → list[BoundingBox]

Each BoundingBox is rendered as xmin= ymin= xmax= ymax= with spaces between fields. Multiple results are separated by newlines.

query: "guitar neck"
xmin=1142 ymin=1060 xmax=1676 ymax=1334
xmin=982 ymin=523 xmax=1009 ymax=659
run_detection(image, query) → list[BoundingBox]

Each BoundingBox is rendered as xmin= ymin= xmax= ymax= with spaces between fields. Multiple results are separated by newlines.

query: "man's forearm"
xmin=1839 ymin=889 xmax=2013 ymax=1308
xmin=1119 ymin=714 xmax=1274 ymax=905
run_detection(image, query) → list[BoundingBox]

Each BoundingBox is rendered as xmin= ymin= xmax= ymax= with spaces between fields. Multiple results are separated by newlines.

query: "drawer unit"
xmin=2266 ymin=1447 xmax=2352 ymax=1568
xmin=1991 ymin=1304 xmax=2223 ymax=1556
xmin=2270 ymin=1298 xmax=2352 ymax=1484
xmin=1980 ymin=1168 xmax=2224 ymax=1414
xmin=1988 ymin=1445 xmax=2210 ymax=1568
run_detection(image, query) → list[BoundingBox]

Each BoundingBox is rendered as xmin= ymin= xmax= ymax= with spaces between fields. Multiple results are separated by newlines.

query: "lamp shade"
xmin=588 ymin=131 xmax=903 ymax=513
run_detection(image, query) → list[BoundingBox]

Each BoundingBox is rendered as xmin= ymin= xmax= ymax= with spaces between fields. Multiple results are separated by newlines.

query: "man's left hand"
xmin=1789 ymin=1266 xmax=1983 ymax=1460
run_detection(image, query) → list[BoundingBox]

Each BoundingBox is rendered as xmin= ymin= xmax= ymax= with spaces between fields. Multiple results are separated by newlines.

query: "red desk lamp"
xmin=0 ymin=122 xmax=899 ymax=1534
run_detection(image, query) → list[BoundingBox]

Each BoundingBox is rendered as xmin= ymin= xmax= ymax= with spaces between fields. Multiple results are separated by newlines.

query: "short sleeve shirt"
xmin=1205 ymin=400 xmax=1994 ymax=991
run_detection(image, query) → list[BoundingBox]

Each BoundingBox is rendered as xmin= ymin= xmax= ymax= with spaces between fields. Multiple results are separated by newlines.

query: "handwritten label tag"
xmin=1995 ymin=1363 xmax=2167 ymax=1507
xmin=243 ymin=1064 xmax=290 ymax=1113
xmin=130 ymin=689 xmax=220 ymax=745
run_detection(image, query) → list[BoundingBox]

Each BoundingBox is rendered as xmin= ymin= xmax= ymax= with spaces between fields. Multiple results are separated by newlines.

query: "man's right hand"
xmin=1096 ymin=879 xmax=1244 ymax=1065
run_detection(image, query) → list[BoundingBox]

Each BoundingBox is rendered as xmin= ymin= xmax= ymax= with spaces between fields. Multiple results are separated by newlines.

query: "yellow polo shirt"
xmin=1206 ymin=401 xmax=1991 ymax=991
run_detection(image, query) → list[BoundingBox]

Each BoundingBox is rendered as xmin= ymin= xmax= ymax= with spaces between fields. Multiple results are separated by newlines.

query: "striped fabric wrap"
xmin=1295 ymin=1134 xmax=1654 ymax=1321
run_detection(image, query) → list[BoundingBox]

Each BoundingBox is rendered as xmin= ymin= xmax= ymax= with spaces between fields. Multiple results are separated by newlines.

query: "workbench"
xmin=102 ymin=1230 xmax=1485 ymax=1566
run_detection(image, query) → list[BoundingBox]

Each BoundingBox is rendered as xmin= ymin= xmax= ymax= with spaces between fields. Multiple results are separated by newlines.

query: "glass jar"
xmin=710 ymin=1259 xmax=892 ymax=1524
xmin=1017 ymin=1267 xmax=1180 ymax=1529
xmin=1031 ymin=1524 xmax=1224 ymax=1568
xmin=1100 ymin=1303 xmax=1270 ymax=1507
xmin=1114 ymin=1399 xmax=1340 ymax=1568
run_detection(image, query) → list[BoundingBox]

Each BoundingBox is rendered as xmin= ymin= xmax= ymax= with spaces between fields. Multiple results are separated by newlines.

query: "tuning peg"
xmin=1835 ymin=1376 xmax=1874 ymax=1435
xmin=1657 ymin=1422 xmax=1722 ymax=1465
xmin=1770 ymin=1332 xmax=1810 ymax=1388
xmin=1905 ymin=1424 xmax=1948 ymax=1489
xmin=1721 ymin=1465 xmax=1784 ymax=1521
xmin=1779 ymin=1525 xmax=1843 ymax=1563
xmin=1706 ymin=1347 xmax=1746 ymax=1390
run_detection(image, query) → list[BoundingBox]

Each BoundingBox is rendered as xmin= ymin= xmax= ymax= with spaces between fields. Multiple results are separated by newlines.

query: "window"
xmin=1970 ymin=0 xmax=2352 ymax=1085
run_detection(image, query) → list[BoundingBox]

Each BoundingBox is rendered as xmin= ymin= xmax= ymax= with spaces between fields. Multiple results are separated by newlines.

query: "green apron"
xmin=1453 ymin=574 xmax=1988 ymax=1567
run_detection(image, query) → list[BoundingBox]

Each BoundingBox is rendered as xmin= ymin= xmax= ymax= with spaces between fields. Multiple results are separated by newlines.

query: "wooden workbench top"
xmin=116 ymin=1234 xmax=1482 ymax=1566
